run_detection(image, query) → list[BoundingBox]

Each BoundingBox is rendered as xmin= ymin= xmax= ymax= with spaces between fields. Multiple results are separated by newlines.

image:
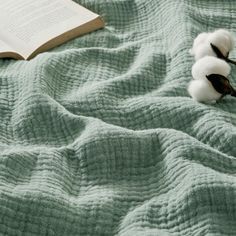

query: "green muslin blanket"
xmin=0 ymin=0 xmax=236 ymax=235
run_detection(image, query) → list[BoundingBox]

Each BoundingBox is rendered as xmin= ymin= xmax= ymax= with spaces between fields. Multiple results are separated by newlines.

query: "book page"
xmin=0 ymin=39 xmax=24 ymax=60
xmin=0 ymin=40 xmax=14 ymax=54
xmin=0 ymin=0 xmax=101 ymax=58
xmin=0 ymin=28 xmax=32 ymax=58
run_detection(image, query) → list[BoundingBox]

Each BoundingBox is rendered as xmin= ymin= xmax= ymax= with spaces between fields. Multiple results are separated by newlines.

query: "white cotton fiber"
xmin=191 ymin=56 xmax=231 ymax=80
xmin=189 ymin=32 xmax=210 ymax=56
xmin=208 ymin=29 xmax=235 ymax=56
xmin=192 ymin=32 xmax=209 ymax=47
xmin=188 ymin=79 xmax=222 ymax=103
xmin=190 ymin=43 xmax=216 ymax=60
xmin=190 ymin=29 xmax=235 ymax=60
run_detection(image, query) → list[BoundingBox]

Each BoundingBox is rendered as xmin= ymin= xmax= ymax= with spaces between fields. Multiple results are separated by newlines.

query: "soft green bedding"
xmin=0 ymin=0 xmax=236 ymax=235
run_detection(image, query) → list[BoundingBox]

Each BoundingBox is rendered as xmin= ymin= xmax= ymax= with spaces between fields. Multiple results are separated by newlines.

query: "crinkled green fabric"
xmin=0 ymin=0 xmax=236 ymax=235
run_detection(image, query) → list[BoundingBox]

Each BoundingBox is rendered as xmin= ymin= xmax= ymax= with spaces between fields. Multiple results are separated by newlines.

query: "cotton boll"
xmin=191 ymin=56 xmax=231 ymax=80
xmin=191 ymin=43 xmax=216 ymax=60
xmin=189 ymin=32 xmax=210 ymax=57
xmin=213 ymin=29 xmax=234 ymax=50
xmin=189 ymin=56 xmax=234 ymax=103
xmin=208 ymin=29 xmax=235 ymax=57
xmin=188 ymin=79 xmax=222 ymax=103
xmin=190 ymin=29 xmax=235 ymax=60
xmin=193 ymin=32 xmax=210 ymax=46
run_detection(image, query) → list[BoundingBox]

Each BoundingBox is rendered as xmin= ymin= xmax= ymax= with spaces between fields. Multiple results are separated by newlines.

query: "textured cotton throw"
xmin=0 ymin=0 xmax=236 ymax=235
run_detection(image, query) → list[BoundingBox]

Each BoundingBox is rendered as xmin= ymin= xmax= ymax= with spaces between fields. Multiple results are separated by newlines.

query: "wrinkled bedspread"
xmin=0 ymin=0 xmax=236 ymax=235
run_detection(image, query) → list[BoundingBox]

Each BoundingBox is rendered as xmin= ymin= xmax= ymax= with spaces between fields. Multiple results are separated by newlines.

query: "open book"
xmin=0 ymin=0 xmax=104 ymax=60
